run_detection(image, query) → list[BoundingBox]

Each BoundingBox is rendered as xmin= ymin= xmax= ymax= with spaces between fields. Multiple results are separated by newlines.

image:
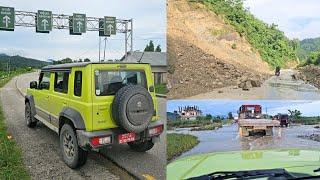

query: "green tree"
xmin=288 ymin=109 xmax=302 ymax=120
xmin=84 ymin=58 xmax=91 ymax=62
xmin=144 ymin=40 xmax=155 ymax=52
xmin=155 ymin=45 xmax=161 ymax=52
xmin=53 ymin=57 xmax=73 ymax=64
xmin=62 ymin=57 xmax=73 ymax=64
xmin=227 ymin=112 xmax=234 ymax=119
xmin=205 ymin=114 xmax=212 ymax=120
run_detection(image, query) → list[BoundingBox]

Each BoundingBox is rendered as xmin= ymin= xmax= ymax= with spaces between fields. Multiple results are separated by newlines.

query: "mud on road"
xmin=1 ymin=72 xmax=166 ymax=180
xmin=188 ymin=69 xmax=320 ymax=100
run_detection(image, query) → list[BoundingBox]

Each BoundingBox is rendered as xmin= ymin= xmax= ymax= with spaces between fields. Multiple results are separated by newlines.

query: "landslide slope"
xmin=167 ymin=0 xmax=271 ymax=99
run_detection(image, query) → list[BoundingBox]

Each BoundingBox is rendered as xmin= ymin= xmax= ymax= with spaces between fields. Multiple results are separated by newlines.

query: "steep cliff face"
xmin=167 ymin=0 xmax=271 ymax=99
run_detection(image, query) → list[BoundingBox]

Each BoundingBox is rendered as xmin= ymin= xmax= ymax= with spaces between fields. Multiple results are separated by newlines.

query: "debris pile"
xmin=295 ymin=65 xmax=320 ymax=89
xmin=167 ymin=38 xmax=267 ymax=99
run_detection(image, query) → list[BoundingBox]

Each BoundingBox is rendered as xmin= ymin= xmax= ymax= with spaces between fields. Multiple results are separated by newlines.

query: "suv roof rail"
xmin=42 ymin=62 xmax=150 ymax=70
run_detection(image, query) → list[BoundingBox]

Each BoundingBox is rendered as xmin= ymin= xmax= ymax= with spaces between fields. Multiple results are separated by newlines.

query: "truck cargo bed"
xmin=238 ymin=119 xmax=280 ymax=127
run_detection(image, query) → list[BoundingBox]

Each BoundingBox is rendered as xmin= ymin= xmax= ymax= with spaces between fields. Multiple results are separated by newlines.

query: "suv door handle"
xmin=62 ymin=102 xmax=67 ymax=106
xmin=45 ymin=95 xmax=49 ymax=98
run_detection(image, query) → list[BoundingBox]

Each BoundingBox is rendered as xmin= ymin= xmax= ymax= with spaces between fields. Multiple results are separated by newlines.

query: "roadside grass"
xmin=190 ymin=123 xmax=222 ymax=131
xmin=167 ymin=118 xmax=224 ymax=131
xmin=0 ymin=70 xmax=30 ymax=179
xmin=0 ymin=69 xmax=33 ymax=87
xmin=291 ymin=117 xmax=320 ymax=125
xmin=0 ymin=103 xmax=30 ymax=179
xmin=167 ymin=133 xmax=199 ymax=162
xmin=155 ymin=83 xmax=167 ymax=94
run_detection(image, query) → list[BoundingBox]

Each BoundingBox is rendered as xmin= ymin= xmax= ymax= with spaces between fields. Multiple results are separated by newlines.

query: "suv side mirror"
xmin=149 ymin=86 xmax=154 ymax=92
xmin=30 ymin=81 xmax=37 ymax=89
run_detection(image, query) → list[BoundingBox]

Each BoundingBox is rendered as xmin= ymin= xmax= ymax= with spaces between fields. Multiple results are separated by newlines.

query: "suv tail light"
xmin=149 ymin=125 xmax=163 ymax=136
xmin=90 ymin=136 xmax=111 ymax=146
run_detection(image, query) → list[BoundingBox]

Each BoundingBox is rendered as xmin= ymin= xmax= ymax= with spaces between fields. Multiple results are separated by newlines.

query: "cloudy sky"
xmin=168 ymin=100 xmax=320 ymax=117
xmin=244 ymin=0 xmax=320 ymax=40
xmin=0 ymin=0 xmax=166 ymax=61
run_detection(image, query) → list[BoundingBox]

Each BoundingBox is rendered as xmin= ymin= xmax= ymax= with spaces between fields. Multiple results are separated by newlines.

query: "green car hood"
xmin=167 ymin=149 xmax=320 ymax=180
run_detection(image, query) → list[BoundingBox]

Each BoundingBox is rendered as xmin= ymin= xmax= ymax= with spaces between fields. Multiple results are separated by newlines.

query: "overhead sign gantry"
xmin=0 ymin=6 xmax=133 ymax=56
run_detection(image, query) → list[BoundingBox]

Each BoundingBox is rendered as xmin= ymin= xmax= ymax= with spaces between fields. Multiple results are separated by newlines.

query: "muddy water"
xmin=265 ymin=69 xmax=320 ymax=99
xmin=169 ymin=124 xmax=320 ymax=158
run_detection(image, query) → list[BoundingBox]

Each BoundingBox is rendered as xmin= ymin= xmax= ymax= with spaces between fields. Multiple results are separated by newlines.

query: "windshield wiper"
xmin=187 ymin=168 xmax=296 ymax=180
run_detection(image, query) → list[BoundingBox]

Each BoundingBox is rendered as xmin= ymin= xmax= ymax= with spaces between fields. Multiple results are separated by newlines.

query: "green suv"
xmin=25 ymin=62 xmax=164 ymax=168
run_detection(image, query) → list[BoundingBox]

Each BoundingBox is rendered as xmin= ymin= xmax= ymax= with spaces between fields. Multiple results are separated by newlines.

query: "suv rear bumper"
xmin=76 ymin=120 xmax=164 ymax=150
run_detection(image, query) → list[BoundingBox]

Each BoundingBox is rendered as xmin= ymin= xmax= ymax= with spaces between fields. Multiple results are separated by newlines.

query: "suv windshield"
xmin=94 ymin=70 xmax=147 ymax=96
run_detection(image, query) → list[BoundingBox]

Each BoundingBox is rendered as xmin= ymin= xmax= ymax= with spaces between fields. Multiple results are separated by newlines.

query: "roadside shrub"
xmin=231 ymin=43 xmax=237 ymax=49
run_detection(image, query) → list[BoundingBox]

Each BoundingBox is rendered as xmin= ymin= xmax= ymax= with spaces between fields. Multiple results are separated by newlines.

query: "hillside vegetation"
xmin=298 ymin=37 xmax=320 ymax=61
xmin=201 ymin=0 xmax=298 ymax=68
xmin=0 ymin=54 xmax=48 ymax=71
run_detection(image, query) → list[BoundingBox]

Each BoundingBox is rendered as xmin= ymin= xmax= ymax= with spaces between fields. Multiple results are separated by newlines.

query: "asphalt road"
xmin=1 ymin=72 xmax=166 ymax=180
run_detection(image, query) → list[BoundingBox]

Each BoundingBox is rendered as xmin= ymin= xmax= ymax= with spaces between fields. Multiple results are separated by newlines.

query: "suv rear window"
xmin=94 ymin=70 xmax=147 ymax=96
xmin=74 ymin=71 xmax=82 ymax=96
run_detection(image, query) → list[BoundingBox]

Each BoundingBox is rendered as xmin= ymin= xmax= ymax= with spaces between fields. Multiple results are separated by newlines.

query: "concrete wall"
xmin=151 ymin=66 xmax=167 ymax=84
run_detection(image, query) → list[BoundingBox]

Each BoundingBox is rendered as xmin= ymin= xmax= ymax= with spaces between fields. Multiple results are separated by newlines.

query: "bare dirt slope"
xmin=167 ymin=0 xmax=271 ymax=99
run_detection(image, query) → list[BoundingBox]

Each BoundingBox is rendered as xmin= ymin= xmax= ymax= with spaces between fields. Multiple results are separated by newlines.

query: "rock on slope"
xmin=167 ymin=0 xmax=271 ymax=99
xmin=296 ymin=65 xmax=320 ymax=89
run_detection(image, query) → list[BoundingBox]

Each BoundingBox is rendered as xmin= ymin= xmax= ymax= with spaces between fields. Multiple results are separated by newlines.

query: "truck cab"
xmin=274 ymin=114 xmax=289 ymax=127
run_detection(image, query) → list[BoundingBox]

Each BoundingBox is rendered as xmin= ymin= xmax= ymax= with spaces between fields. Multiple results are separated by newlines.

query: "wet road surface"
xmin=188 ymin=69 xmax=320 ymax=100
xmin=265 ymin=69 xmax=320 ymax=99
xmin=169 ymin=124 xmax=320 ymax=159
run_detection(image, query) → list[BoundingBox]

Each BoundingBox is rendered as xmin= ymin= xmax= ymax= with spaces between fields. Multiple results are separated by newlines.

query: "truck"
xmin=273 ymin=114 xmax=289 ymax=127
xmin=237 ymin=105 xmax=280 ymax=137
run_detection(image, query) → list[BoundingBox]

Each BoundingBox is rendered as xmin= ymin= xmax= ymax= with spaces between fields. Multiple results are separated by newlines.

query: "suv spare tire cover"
xmin=112 ymin=85 xmax=154 ymax=133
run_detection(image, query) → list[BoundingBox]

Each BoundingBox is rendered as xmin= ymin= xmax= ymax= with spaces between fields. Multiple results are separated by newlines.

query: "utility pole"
xmin=8 ymin=56 xmax=11 ymax=75
xmin=103 ymin=37 xmax=107 ymax=61
xmin=130 ymin=19 xmax=133 ymax=54
xmin=98 ymin=37 xmax=101 ymax=62
xmin=124 ymin=21 xmax=128 ymax=61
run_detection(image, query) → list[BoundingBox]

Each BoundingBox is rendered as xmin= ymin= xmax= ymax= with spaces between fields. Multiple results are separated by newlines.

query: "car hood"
xmin=167 ymin=149 xmax=320 ymax=180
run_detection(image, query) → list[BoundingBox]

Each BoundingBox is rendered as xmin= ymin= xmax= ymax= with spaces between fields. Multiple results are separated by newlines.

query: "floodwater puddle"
xmin=169 ymin=124 xmax=320 ymax=159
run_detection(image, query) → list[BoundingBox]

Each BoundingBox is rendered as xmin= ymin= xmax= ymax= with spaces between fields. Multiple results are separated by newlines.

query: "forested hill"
xmin=200 ymin=0 xmax=299 ymax=68
xmin=0 ymin=54 xmax=49 ymax=71
xmin=298 ymin=37 xmax=320 ymax=61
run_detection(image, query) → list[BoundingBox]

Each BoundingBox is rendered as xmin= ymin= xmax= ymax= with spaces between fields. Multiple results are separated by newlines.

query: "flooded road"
xmin=188 ymin=69 xmax=320 ymax=100
xmin=169 ymin=124 xmax=320 ymax=159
